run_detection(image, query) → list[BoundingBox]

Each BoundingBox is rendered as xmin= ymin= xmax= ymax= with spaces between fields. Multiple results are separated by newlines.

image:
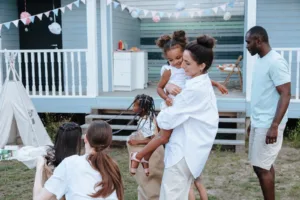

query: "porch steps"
xmin=81 ymin=110 xmax=246 ymax=152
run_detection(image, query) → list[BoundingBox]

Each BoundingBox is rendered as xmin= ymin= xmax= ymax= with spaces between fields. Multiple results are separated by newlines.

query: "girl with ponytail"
xmin=33 ymin=121 xmax=124 ymax=200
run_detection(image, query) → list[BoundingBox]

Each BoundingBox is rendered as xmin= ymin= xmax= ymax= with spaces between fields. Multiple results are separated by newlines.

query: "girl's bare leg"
xmin=194 ymin=176 xmax=208 ymax=200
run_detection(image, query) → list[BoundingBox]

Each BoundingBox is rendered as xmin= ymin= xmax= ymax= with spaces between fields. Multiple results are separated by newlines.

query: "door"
xmin=17 ymin=0 xmax=63 ymax=92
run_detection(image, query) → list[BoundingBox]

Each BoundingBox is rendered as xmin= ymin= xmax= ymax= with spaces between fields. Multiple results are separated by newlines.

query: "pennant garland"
xmin=0 ymin=0 xmax=85 ymax=32
xmin=121 ymin=4 xmax=127 ymax=11
xmin=113 ymin=1 xmax=120 ymax=9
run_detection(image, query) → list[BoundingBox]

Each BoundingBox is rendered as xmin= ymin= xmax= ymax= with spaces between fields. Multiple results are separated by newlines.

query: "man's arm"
xmin=266 ymin=82 xmax=291 ymax=144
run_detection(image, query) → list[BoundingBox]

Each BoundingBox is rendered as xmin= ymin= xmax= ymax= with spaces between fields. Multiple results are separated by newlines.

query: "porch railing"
xmin=0 ymin=49 xmax=89 ymax=97
xmin=273 ymin=48 xmax=300 ymax=101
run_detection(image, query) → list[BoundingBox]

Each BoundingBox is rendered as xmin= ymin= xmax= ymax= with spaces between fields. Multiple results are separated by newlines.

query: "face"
xmin=245 ymin=32 xmax=260 ymax=56
xmin=181 ymin=50 xmax=205 ymax=78
xmin=132 ymin=100 xmax=141 ymax=114
xmin=165 ymin=47 xmax=183 ymax=68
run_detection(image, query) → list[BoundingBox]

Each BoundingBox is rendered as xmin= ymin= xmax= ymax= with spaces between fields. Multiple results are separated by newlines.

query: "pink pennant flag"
xmin=151 ymin=11 xmax=157 ymax=17
xmin=37 ymin=13 xmax=43 ymax=20
xmin=67 ymin=3 xmax=73 ymax=10
xmin=175 ymin=12 xmax=180 ymax=18
xmin=107 ymin=0 xmax=112 ymax=5
xmin=81 ymin=0 xmax=86 ymax=4
xmin=121 ymin=4 xmax=126 ymax=11
xmin=220 ymin=4 xmax=227 ymax=12
xmin=44 ymin=11 xmax=51 ymax=17
xmin=60 ymin=7 xmax=66 ymax=13
xmin=167 ymin=13 xmax=172 ymax=18
xmin=12 ymin=20 xmax=19 ymax=28
xmin=212 ymin=7 xmax=218 ymax=14
xmin=189 ymin=11 xmax=195 ymax=18
xmin=143 ymin=10 xmax=149 ymax=16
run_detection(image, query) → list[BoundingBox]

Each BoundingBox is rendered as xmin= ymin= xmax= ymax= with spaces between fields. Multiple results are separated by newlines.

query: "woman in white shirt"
xmin=33 ymin=121 xmax=124 ymax=200
xmin=158 ymin=35 xmax=219 ymax=200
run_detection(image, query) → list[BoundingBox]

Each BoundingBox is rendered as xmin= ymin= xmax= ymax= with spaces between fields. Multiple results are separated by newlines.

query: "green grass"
xmin=1 ymin=145 xmax=300 ymax=200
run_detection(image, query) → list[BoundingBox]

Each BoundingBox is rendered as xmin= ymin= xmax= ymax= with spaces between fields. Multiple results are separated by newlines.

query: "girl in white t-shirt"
xmin=33 ymin=121 xmax=124 ymax=200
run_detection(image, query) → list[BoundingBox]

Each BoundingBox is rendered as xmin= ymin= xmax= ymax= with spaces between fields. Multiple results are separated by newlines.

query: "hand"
xmin=128 ymin=140 xmax=139 ymax=146
xmin=266 ymin=124 xmax=278 ymax=144
xmin=165 ymin=97 xmax=173 ymax=106
xmin=165 ymin=83 xmax=182 ymax=96
xmin=217 ymin=83 xmax=228 ymax=94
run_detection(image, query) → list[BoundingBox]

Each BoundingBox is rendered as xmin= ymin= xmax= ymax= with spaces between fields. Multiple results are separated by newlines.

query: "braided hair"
xmin=46 ymin=122 xmax=82 ymax=167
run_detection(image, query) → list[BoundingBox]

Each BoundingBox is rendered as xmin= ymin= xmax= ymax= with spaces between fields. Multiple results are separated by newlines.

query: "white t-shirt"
xmin=45 ymin=155 xmax=118 ymax=200
xmin=160 ymin=65 xmax=187 ymax=92
xmin=137 ymin=116 xmax=157 ymax=138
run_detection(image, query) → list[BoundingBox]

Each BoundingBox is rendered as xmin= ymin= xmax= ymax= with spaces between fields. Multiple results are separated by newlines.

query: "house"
xmin=0 ymin=0 xmax=299 ymax=148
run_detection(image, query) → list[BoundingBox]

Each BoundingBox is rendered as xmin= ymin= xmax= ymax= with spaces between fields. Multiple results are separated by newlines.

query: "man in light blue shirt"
xmin=246 ymin=26 xmax=291 ymax=200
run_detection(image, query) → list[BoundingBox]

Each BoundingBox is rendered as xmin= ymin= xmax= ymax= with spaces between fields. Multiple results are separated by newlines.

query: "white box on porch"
xmin=113 ymin=51 xmax=148 ymax=91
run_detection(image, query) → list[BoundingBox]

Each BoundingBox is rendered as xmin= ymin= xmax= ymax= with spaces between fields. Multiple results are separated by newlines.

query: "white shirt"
xmin=45 ymin=155 xmax=118 ymax=200
xmin=160 ymin=65 xmax=187 ymax=91
xmin=137 ymin=116 xmax=156 ymax=138
xmin=157 ymin=74 xmax=219 ymax=178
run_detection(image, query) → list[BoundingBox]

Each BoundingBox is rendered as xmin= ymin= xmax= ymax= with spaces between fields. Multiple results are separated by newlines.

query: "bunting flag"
xmin=143 ymin=10 xmax=149 ymax=16
xmin=127 ymin=7 xmax=133 ymax=13
xmin=74 ymin=0 xmax=80 ymax=8
xmin=21 ymin=18 xmax=28 ymax=25
xmin=113 ymin=1 xmax=119 ymax=9
xmin=81 ymin=0 xmax=86 ymax=4
xmin=4 ymin=22 xmax=11 ymax=29
xmin=67 ymin=3 xmax=73 ymax=10
xmin=60 ymin=7 xmax=66 ymax=13
xmin=220 ymin=4 xmax=227 ymax=12
xmin=44 ymin=11 xmax=51 ymax=17
xmin=107 ymin=0 xmax=112 ymax=5
xmin=228 ymin=1 xmax=235 ymax=8
xmin=175 ymin=12 xmax=180 ymax=18
xmin=121 ymin=4 xmax=127 ymax=11
xmin=12 ymin=20 xmax=19 ymax=28
xmin=159 ymin=12 xmax=165 ymax=17
xmin=30 ymin=16 xmax=35 ymax=23
xmin=189 ymin=11 xmax=195 ymax=18
xmin=212 ymin=7 xmax=218 ymax=14
xmin=53 ymin=9 xmax=59 ymax=16
xmin=37 ymin=13 xmax=43 ymax=20
xmin=0 ymin=24 xmax=2 ymax=32
xmin=167 ymin=13 xmax=172 ymax=18
xmin=204 ymin=9 xmax=212 ymax=15
xmin=197 ymin=10 xmax=203 ymax=17
xmin=151 ymin=11 xmax=157 ymax=17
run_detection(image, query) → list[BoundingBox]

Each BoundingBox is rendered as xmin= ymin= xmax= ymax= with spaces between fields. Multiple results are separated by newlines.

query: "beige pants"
xmin=127 ymin=131 xmax=164 ymax=200
xmin=248 ymin=124 xmax=286 ymax=170
xmin=160 ymin=158 xmax=193 ymax=200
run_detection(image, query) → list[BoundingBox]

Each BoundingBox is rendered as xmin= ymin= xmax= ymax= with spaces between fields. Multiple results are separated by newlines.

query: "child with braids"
xmin=127 ymin=94 xmax=164 ymax=200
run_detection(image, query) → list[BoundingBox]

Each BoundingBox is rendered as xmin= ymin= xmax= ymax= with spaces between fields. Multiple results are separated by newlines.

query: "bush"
xmin=286 ymin=119 xmax=300 ymax=148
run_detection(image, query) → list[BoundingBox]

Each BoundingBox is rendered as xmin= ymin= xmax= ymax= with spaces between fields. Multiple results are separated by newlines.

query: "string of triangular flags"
xmin=0 ymin=0 xmax=86 ymax=33
xmin=106 ymin=0 xmax=238 ymax=19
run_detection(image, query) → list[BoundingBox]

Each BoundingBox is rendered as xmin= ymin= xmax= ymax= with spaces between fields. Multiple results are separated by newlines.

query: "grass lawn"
xmin=0 ymin=145 xmax=300 ymax=200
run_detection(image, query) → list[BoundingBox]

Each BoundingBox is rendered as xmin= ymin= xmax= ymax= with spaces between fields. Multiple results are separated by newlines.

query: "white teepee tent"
xmin=0 ymin=52 xmax=53 ymax=148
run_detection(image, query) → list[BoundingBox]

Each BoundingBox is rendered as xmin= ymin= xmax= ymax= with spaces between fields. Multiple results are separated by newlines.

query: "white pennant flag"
xmin=143 ymin=10 xmax=149 ymax=16
xmin=60 ymin=7 xmax=66 ymax=13
xmin=0 ymin=24 xmax=2 ymax=32
xmin=21 ymin=18 xmax=28 ymax=25
xmin=189 ymin=11 xmax=195 ymax=18
xmin=121 ymin=4 xmax=127 ymax=11
xmin=197 ymin=10 xmax=203 ymax=17
xmin=151 ymin=11 xmax=157 ymax=17
xmin=37 ymin=13 xmax=43 ymax=20
xmin=175 ymin=12 xmax=180 ymax=18
xmin=44 ymin=11 xmax=50 ymax=17
xmin=167 ymin=12 xmax=172 ymax=18
xmin=67 ymin=3 xmax=73 ymax=10
xmin=81 ymin=0 xmax=86 ymax=4
xmin=12 ymin=20 xmax=19 ymax=28
xmin=107 ymin=0 xmax=112 ymax=5
xmin=127 ymin=7 xmax=133 ymax=13
xmin=212 ymin=7 xmax=218 ymax=14
xmin=220 ymin=4 xmax=227 ymax=11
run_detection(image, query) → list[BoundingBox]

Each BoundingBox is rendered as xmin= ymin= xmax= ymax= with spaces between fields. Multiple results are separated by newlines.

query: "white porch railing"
xmin=0 ymin=49 xmax=89 ymax=97
xmin=273 ymin=48 xmax=300 ymax=102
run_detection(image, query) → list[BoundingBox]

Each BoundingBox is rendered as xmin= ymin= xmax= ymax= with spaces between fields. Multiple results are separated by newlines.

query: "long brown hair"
xmin=86 ymin=121 xmax=124 ymax=200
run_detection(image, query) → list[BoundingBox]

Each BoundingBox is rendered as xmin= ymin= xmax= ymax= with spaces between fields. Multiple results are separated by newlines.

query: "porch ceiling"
xmin=118 ymin=0 xmax=244 ymax=17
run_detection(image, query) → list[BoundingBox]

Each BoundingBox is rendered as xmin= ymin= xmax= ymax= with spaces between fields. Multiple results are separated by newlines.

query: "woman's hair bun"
xmin=156 ymin=35 xmax=172 ymax=48
xmin=196 ymin=35 xmax=215 ymax=49
xmin=172 ymin=30 xmax=186 ymax=43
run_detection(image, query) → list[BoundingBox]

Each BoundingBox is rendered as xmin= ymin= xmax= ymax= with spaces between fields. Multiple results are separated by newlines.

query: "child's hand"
xmin=165 ymin=97 xmax=173 ymax=106
xmin=217 ymin=83 xmax=228 ymax=94
xmin=128 ymin=139 xmax=139 ymax=146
